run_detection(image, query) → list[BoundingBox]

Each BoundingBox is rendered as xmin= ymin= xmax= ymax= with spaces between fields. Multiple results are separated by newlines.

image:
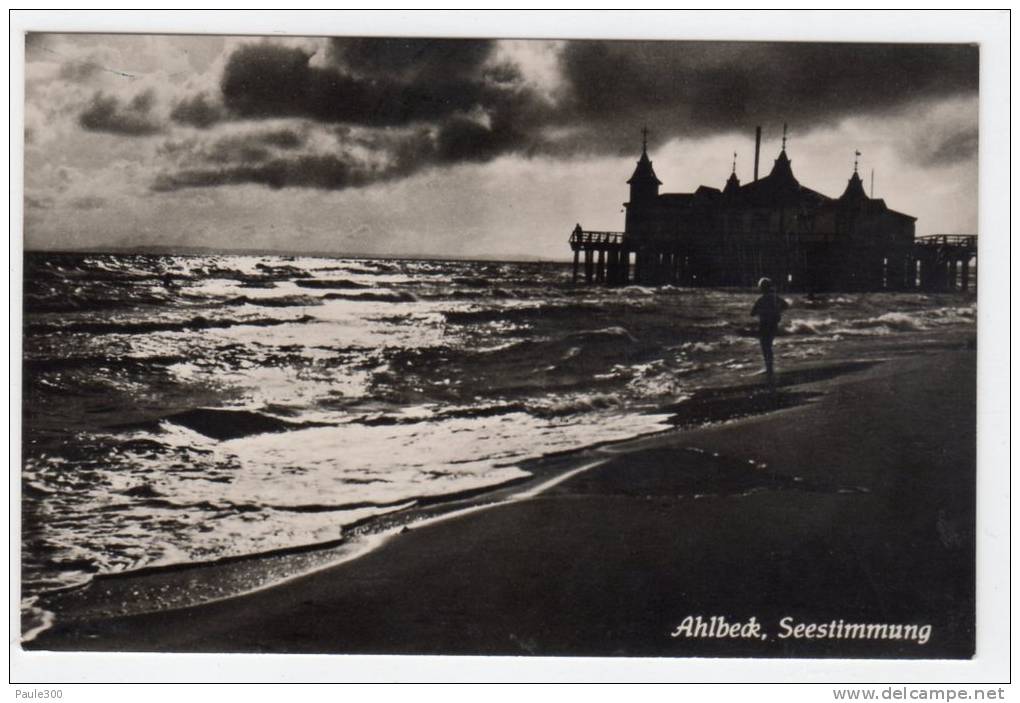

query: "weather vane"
xmin=641 ymin=126 xmax=649 ymax=152
xmin=854 ymin=150 xmax=862 ymax=173
xmin=732 ymin=152 xmax=737 ymax=174
xmin=782 ymin=123 xmax=788 ymax=151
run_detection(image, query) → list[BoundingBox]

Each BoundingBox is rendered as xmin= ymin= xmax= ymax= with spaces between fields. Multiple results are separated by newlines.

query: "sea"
xmin=20 ymin=252 xmax=977 ymax=629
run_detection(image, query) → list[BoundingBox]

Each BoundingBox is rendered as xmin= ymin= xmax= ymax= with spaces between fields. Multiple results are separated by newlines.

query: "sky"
xmin=22 ymin=34 xmax=979 ymax=259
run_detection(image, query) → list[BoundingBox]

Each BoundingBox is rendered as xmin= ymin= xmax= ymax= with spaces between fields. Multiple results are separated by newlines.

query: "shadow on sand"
xmin=660 ymin=360 xmax=877 ymax=429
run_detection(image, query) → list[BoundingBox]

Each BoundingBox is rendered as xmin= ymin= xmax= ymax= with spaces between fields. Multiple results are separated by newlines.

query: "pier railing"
xmin=916 ymin=234 xmax=977 ymax=251
xmin=569 ymin=229 xmax=626 ymax=247
xmin=570 ymin=231 xmax=980 ymax=250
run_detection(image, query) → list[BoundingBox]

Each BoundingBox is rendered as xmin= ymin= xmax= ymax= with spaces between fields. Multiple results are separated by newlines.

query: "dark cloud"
xmin=433 ymin=114 xmax=529 ymax=164
xmin=327 ymin=37 xmax=496 ymax=83
xmin=153 ymin=154 xmax=376 ymax=192
xmin=201 ymin=136 xmax=271 ymax=165
xmin=218 ymin=41 xmax=515 ymax=127
xmin=910 ymin=124 xmax=979 ymax=167
xmin=154 ymin=38 xmax=978 ymax=193
xmin=556 ymin=41 xmax=979 ymax=153
xmin=157 ymin=128 xmax=308 ymax=172
xmin=170 ymin=92 xmax=225 ymax=129
xmin=78 ymin=90 xmax=162 ymax=136
xmin=153 ymin=113 xmax=541 ymax=193
xmin=257 ymin=128 xmax=304 ymax=149
xmin=205 ymin=129 xmax=306 ymax=163
xmin=156 ymin=137 xmax=198 ymax=159
xmin=155 ymin=37 xmax=544 ymax=192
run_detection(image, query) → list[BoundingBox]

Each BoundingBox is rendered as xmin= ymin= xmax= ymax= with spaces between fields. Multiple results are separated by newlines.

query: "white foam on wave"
xmin=853 ymin=311 xmax=924 ymax=331
xmin=786 ymin=311 xmax=927 ymax=336
xmin=19 ymin=597 xmax=56 ymax=644
xmin=681 ymin=340 xmax=722 ymax=353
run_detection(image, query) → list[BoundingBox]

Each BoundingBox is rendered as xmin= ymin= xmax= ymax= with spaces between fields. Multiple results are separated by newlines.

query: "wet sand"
xmin=27 ymin=350 xmax=975 ymax=658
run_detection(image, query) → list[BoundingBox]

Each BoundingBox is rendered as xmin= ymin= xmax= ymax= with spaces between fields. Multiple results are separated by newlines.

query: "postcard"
xmin=11 ymin=11 xmax=1009 ymax=683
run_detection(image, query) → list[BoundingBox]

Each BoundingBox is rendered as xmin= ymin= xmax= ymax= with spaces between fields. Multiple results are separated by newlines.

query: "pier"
xmin=569 ymin=226 xmax=977 ymax=293
xmin=569 ymin=225 xmax=630 ymax=285
xmin=570 ymin=127 xmax=977 ymax=294
xmin=912 ymin=234 xmax=977 ymax=292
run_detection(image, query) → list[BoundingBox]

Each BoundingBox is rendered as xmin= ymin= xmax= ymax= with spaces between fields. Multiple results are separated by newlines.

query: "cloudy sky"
xmin=22 ymin=34 xmax=978 ymax=259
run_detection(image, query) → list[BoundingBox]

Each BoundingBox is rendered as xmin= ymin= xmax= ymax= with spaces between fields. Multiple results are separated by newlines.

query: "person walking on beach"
xmin=750 ymin=277 xmax=789 ymax=385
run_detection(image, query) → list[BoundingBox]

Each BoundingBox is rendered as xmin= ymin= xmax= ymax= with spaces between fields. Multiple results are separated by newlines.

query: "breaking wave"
xmin=786 ymin=311 xmax=925 ymax=336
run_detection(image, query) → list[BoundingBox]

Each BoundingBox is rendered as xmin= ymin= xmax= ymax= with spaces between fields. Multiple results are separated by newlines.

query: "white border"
xmin=7 ymin=9 xmax=1011 ymax=685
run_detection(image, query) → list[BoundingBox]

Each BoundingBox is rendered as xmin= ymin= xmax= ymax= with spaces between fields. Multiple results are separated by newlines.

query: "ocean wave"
xmin=620 ymin=285 xmax=657 ymax=295
xmin=527 ymin=393 xmax=625 ymax=418
xmin=195 ymin=265 xmax=311 ymax=284
xmin=433 ymin=286 xmax=540 ymax=300
xmin=785 ymin=312 xmax=924 ymax=336
xmin=26 ymin=257 xmax=159 ymax=285
xmin=24 ymin=354 xmax=185 ymax=373
xmin=850 ymin=312 xmax=924 ymax=332
xmin=254 ymin=262 xmax=312 ymax=278
xmin=785 ymin=317 xmax=840 ymax=335
xmin=350 ymin=392 xmax=645 ymax=425
xmin=799 ymin=294 xmax=859 ymax=309
xmin=486 ymin=326 xmax=642 ymax=375
xmin=564 ymin=326 xmax=639 ymax=344
xmin=26 ymin=314 xmax=315 ymax=336
xmin=354 ymin=402 xmax=529 ymax=426
xmin=442 ymin=301 xmax=628 ymax=326
xmin=451 ymin=276 xmax=491 ymax=287
xmin=24 ymin=288 xmax=175 ymax=314
xmin=680 ymin=340 xmax=723 ymax=353
xmin=227 ymin=295 xmax=323 ymax=307
xmin=323 ymin=291 xmax=418 ymax=303
xmin=119 ymin=483 xmax=166 ymax=498
xmin=19 ymin=597 xmax=55 ymax=644
xmin=928 ymin=306 xmax=976 ymax=320
xmin=296 ymin=279 xmax=371 ymax=290
xmin=155 ymin=407 xmax=330 ymax=441
xmin=312 ymin=261 xmax=400 ymax=274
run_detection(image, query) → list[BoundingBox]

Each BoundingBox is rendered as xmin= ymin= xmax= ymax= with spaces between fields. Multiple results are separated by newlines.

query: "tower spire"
xmin=782 ymin=123 xmax=788 ymax=152
xmin=724 ymin=151 xmax=741 ymax=195
xmin=840 ymin=152 xmax=868 ymax=202
xmin=627 ymin=126 xmax=661 ymax=202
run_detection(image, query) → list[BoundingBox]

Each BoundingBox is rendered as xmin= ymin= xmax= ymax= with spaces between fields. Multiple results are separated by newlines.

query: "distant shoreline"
xmin=21 ymin=248 xmax=574 ymax=265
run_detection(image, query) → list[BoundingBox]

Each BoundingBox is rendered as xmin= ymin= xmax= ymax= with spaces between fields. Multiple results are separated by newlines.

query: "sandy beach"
xmin=26 ymin=348 xmax=975 ymax=658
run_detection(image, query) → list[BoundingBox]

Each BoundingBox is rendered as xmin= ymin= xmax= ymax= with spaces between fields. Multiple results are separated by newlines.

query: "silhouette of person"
xmin=750 ymin=277 xmax=789 ymax=385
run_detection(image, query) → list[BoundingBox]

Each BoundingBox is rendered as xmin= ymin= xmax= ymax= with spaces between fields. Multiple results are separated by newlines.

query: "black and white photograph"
xmin=10 ymin=10 xmax=1009 ymax=682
